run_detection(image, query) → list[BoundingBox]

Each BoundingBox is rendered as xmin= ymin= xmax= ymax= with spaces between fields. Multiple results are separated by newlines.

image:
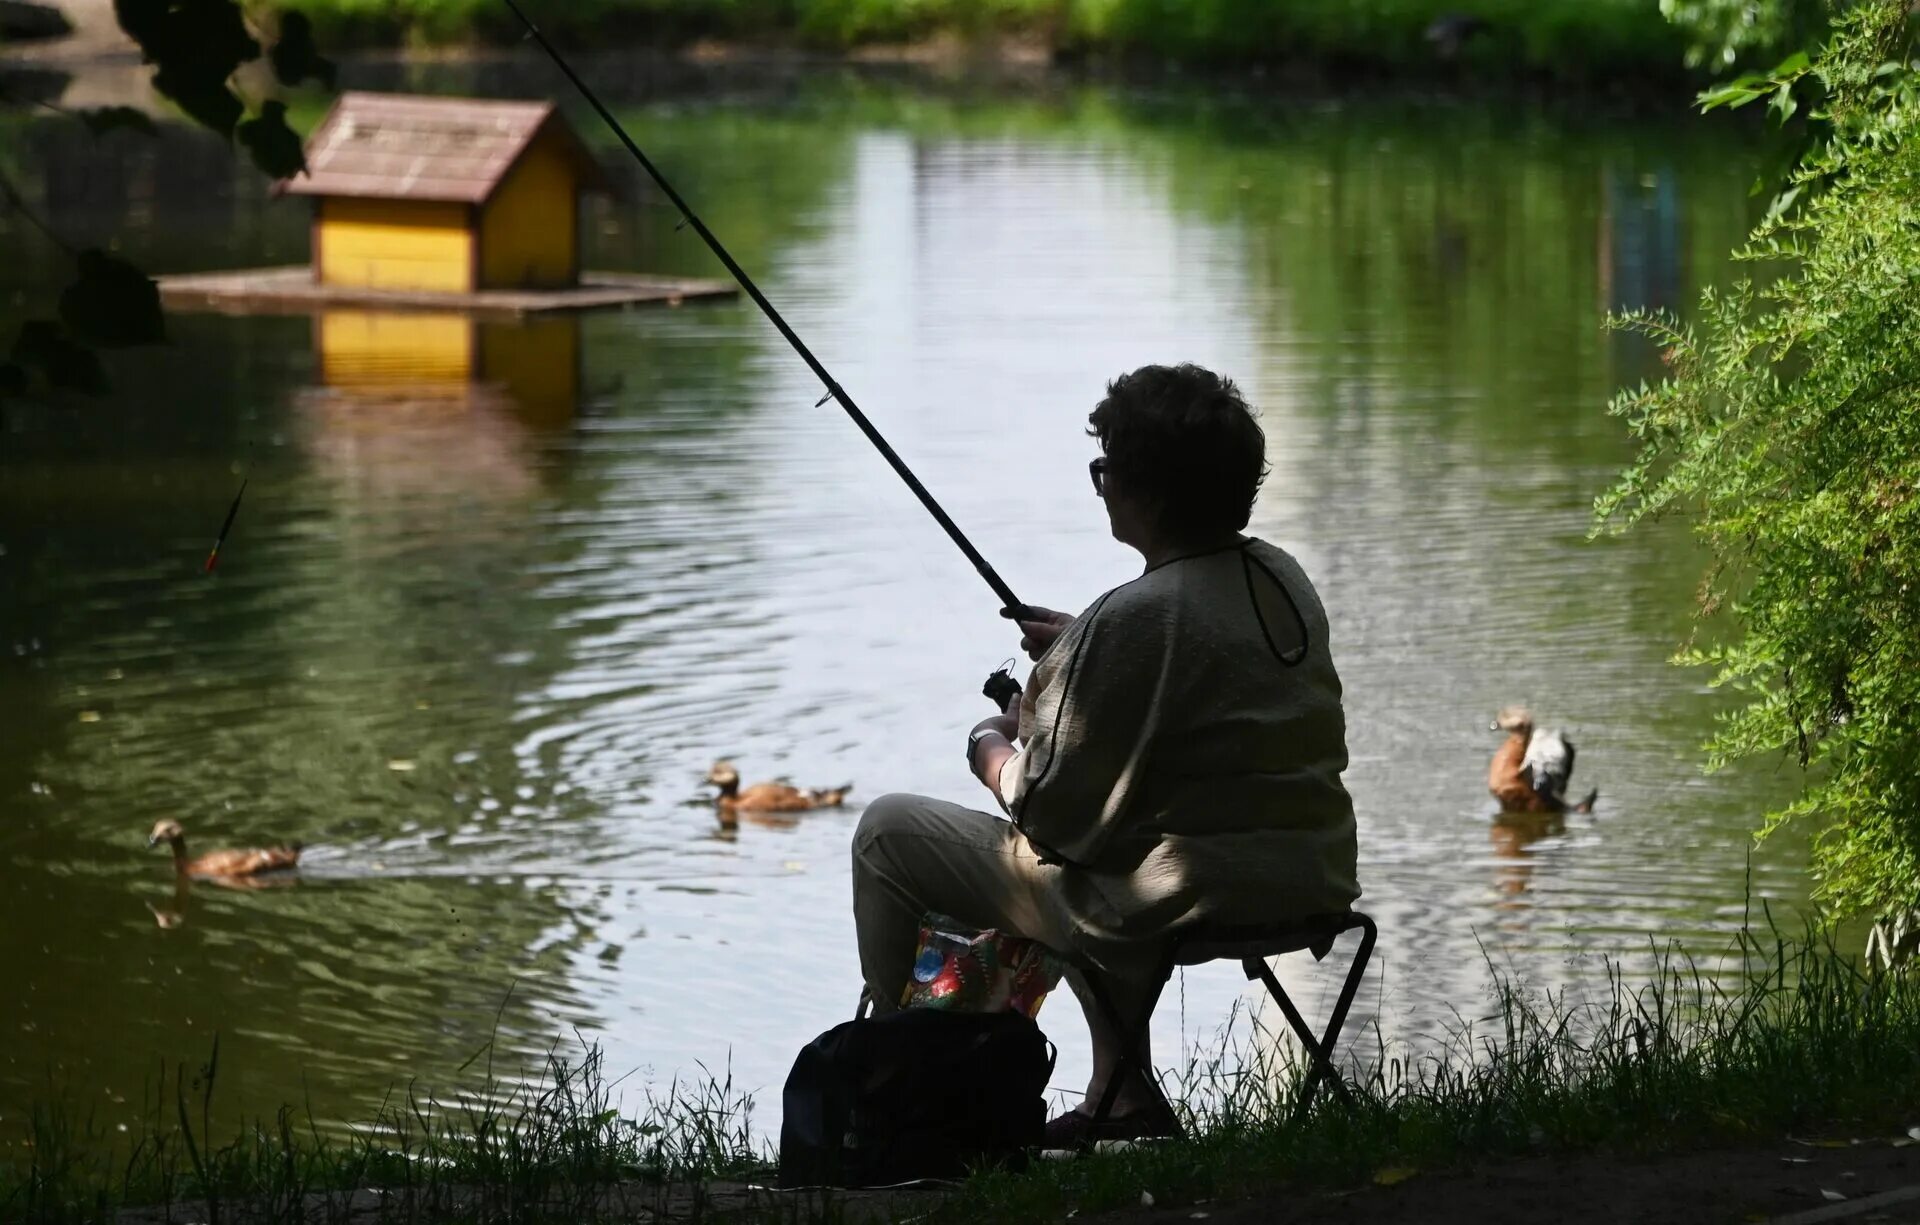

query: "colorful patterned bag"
xmin=902 ymin=914 xmax=1065 ymax=1018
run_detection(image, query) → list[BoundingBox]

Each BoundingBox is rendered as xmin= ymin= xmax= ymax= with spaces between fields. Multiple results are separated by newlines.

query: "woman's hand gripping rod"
xmin=500 ymin=0 xmax=1034 ymax=638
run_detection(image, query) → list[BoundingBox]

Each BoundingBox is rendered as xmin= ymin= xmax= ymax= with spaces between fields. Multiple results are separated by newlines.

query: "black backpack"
xmin=777 ymin=1009 xmax=1055 ymax=1189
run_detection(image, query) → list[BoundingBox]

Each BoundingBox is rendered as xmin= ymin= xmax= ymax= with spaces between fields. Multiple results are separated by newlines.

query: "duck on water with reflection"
xmin=705 ymin=761 xmax=853 ymax=830
xmin=147 ymin=818 xmax=302 ymax=881
xmin=1488 ymin=705 xmax=1599 ymax=815
xmin=143 ymin=819 xmax=302 ymax=927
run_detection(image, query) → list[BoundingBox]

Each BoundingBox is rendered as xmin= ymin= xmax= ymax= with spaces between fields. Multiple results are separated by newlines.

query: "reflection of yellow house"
xmin=315 ymin=310 xmax=580 ymax=427
xmin=282 ymin=92 xmax=612 ymax=294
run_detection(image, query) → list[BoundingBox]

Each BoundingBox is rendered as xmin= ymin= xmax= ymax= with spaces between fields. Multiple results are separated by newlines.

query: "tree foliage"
xmin=0 ymin=4 xmax=331 ymax=402
xmin=1597 ymin=0 xmax=1920 ymax=923
xmin=1661 ymin=0 xmax=1824 ymax=67
xmin=60 ymin=250 xmax=169 ymax=348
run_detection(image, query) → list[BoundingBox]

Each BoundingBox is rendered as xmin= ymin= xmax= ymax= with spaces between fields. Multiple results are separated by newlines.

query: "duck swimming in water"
xmin=1488 ymin=706 xmax=1597 ymax=814
xmin=147 ymin=819 xmax=302 ymax=880
xmin=705 ymin=762 xmax=851 ymax=820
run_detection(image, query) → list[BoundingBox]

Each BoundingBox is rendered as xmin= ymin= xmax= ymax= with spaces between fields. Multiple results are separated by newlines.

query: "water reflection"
xmin=313 ymin=311 xmax=582 ymax=425
xmin=146 ymin=878 xmax=193 ymax=930
xmin=1599 ymin=164 xmax=1687 ymax=315
xmin=301 ymin=310 xmax=582 ymax=504
xmin=1489 ymin=811 xmax=1569 ymax=910
xmin=713 ymin=811 xmax=803 ymax=837
xmin=142 ymin=867 xmax=302 ymax=927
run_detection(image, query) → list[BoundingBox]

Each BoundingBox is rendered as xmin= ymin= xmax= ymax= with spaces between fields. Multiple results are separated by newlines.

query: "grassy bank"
xmin=8 ymin=930 xmax=1920 ymax=1223
xmin=248 ymin=0 xmax=1693 ymax=81
xmin=3 ymin=1036 xmax=765 ymax=1224
xmin=941 ymin=927 xmax=1920 ymax=1221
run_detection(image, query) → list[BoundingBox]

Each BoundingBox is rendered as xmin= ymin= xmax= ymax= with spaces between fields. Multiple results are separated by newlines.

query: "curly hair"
xmin=1087 ymin=363 xmax=1268 ymax=537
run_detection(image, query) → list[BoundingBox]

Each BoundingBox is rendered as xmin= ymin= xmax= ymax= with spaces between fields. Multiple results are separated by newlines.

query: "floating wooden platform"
xmin=156 ymin=266 xmax=738 ymax=318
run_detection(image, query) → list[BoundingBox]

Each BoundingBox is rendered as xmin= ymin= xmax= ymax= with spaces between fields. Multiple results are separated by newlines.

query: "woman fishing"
xmin=496 ymin=19 xmax=1356 ymax=1153
xmin=851 ymin=362 xmax=1361 ymax=1148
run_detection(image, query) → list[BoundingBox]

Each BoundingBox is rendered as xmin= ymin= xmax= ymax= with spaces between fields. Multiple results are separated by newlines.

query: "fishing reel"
xmin=983 ymin=659 xmax=1023 ymax=710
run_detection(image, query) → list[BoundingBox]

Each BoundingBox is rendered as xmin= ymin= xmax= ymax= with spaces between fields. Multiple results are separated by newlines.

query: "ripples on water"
xmin=0 ymin=63 xmax=1804 ymax=1140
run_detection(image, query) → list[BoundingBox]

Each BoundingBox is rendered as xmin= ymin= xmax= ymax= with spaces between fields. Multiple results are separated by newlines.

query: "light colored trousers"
xmin=851 ymin=792 xmax=1162 ymax=1026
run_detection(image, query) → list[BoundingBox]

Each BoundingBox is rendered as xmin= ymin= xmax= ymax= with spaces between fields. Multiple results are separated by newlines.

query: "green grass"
xmin=3 ymin=1026 xmax=766 ymax=1223
xmin=250 ymin=0 xmax=1695 ymax=80
xmin=8 ymin=926 xmax=1920 ymax=1223
xmin=940 ymin=923 xmax=1920 ymax=1221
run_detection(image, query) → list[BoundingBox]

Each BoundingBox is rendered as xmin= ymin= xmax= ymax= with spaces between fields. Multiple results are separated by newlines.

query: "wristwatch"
xmin=966 ymin=727 xmax=1004 ymax=771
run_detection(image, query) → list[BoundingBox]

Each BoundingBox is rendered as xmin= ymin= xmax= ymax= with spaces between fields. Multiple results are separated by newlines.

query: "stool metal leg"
xmin=1246 ymin=959 xmax=1349 ymax=1111
xmin=1246 ymin=915 xmax=1376 ymax=1120
xmin=1075 ymin=915 xmax=1377 ymax=1140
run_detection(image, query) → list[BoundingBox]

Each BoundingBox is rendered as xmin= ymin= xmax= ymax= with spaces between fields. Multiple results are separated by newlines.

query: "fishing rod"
xmin=204 ymin=478 xmax=247 ymax=574
xmin=501 ymin=0 xmax=1031 ymax=631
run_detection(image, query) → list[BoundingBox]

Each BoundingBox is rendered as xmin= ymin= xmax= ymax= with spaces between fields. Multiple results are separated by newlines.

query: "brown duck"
xmin=148 ymin=819 xmax=302 ymax=880
xmin=1488 ymin=706 xmax=1597 ymax=814
xmin=705 ymin=761 xmax=851 ymax=818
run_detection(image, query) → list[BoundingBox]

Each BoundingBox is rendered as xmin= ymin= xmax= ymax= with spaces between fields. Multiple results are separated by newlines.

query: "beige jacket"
xmin=997 ymin=538 xmax=1359 ymax=940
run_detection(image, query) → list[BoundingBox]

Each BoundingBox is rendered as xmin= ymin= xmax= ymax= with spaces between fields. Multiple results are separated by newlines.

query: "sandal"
xmin=1042 ymin=1106 xmax=1179 ymax=1151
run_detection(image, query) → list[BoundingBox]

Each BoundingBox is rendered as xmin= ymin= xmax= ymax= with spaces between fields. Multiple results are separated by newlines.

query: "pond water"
xmin=0 ymin=58 xmax=1805 ymax=1145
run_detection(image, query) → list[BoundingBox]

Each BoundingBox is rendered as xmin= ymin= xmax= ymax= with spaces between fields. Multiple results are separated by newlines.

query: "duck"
xmin=147 ymin=819 xmax=302 ymax=880
xmin=705 ymin=761 xmax=851 ymax=820
xmin=1488 ymin=706 xmax=1597 ymax=814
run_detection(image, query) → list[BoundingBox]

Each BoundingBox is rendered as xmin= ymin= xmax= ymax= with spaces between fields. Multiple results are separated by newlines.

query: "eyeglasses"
xmin=1089 ymin=457 xmax=1109 ymax=497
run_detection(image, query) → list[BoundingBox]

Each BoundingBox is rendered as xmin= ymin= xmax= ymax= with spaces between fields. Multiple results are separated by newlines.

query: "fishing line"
xmin=500 ymin=0 xmax=1031 ymax=622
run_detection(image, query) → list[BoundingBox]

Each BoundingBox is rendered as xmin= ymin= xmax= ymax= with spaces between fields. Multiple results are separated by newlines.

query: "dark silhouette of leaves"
xmin=238 ymin=101 xmax=307 ymax=179
xmin=12 ymin=321 xmax=109 ymax=395
xmin=33 ymin=0 xmax=337 ymax=399
xmin=78 ymin=107 xmax=160 ymax=138
xmin=0 ymin=362 xmax=27 ymax=398
xmin=59 ymin=250 xmax=167 ymax=348
xmin=119 ymin=0 xmax=259 ymax=77
xmin=270 ymin=12 xmax=336 ymax=89
xmin=112 ymin=0 xmax=168 ymax=49
xmin=14 ymin=321 xmax=63 ymax=362
xmin=153 ymin=66 xmax=244 ymax=138
xmin=117 ymin=0 xmax=260 ymax=139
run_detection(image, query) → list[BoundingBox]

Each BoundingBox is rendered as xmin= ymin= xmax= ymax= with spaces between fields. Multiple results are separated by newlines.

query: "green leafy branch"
xmin=1596 ymin=0 xmax=1920 ymax=924
xmin=1698 ymin=48 xmax=1813 ymax=119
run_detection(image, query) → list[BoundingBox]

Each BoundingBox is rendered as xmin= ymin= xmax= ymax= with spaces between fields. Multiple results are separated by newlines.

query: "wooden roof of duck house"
xmin=281 ymin=92 xmax=614 ymax=294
